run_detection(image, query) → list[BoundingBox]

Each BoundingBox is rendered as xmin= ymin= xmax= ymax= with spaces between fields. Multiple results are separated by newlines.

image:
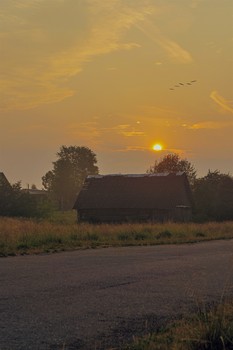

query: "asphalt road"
xmin=1 ymin=240 xmax=233 ymax=350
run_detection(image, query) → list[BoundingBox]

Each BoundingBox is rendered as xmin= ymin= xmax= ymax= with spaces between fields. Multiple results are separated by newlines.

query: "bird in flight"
xmin=169 ymin=80 xmax=197 ymax=90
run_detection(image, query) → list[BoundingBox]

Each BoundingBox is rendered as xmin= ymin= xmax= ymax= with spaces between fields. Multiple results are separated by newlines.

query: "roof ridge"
xmin=87 ymin=172 xmax=185 ymax=179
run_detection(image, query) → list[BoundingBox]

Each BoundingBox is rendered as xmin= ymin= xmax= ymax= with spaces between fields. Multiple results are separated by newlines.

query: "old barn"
xmin=73 ymin=172 xmax=193 ymax=223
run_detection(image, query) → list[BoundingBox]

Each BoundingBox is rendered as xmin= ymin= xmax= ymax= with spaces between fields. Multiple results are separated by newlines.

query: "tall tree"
xmin=147 ymin=153 xmax=196 ymax=185
xmin=42 ymin=146 xmax=99 ymax=210
xmin=0 ymin=173 xmax=14 ymax=216
xmin=193 ymin=170 xmax=233 ymax=221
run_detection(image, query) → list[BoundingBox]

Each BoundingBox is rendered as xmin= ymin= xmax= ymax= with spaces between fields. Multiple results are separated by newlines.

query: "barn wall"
xmin=78 ymin=208 xmax=151 ymax=223
xmin=77 ymin=207 xmax=191 ymax=223
xmin=174 ymin=207 xmax=192 ymax=222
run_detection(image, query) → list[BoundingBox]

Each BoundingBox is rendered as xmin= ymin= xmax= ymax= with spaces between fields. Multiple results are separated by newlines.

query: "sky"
xmin=0 ymin=0 xmax=233 ymax=188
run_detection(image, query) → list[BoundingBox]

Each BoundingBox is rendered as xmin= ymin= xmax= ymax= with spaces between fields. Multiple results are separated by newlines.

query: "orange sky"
xmin=0 ymin=0 xmax=232 ymax=188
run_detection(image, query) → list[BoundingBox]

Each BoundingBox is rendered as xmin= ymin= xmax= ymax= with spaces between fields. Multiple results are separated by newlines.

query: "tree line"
xmin=0 ymin=180 xmax=54 ymax=218
xmin=0 ymin=146 xmax=98 ymax=218
xmin=0 ymin=146 xmax=232 ymax=221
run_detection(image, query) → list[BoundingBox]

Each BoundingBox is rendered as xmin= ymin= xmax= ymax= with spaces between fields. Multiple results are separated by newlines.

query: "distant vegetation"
xmin=193 ymin=170 xmax=233 ymax=222
xmin=148 ymin=154 xmax=233 ymax=222
xmin=0 ymin=213 xmax=233 ymax=256
xmin=42 ymin=145 xmax=99 ymax=210
xmin=0 ymin=180 xmax=55 ymax=219
xmin=148 ymin=153 xmax=197 ymax=186
xmin=0 ymin=148 xmax=233 ymax=222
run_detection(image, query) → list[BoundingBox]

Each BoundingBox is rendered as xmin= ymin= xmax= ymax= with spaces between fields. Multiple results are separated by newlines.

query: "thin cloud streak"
xmin=66 ymin=121 xmax=146 ymax=149
xmin=189 ymin=120 xmax=233 ymax=130
xmin=121 ymin=131 xmax=146 ymax=137
xmin=114 ymin=146 xmax=187 ymax=155
xmin=210 ymin=91 xmax=233 ymax=114
xmin=136 ymin=20 xmax=193 ymax=63
xmin=117 ymin=146 xmax=148 ymax=152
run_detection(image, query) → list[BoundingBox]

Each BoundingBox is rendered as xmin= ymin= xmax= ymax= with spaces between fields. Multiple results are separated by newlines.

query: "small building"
xmin=22 ymin=188 xmax=48 ymax=198
xmin=0 ymin=172 xmax=11 ymax=190
xmin=73 ymin=172 xmax=193 ymax=223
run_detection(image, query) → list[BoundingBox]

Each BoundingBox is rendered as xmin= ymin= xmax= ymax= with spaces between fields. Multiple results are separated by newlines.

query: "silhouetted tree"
xmin=0 ymin=179 xmax=54 ymax=218
xmin=0 ymin=175 xmax=15 ymax=216
xmin=193 ymin=170 xmax=233 ymax=221
xmin=147 ymin=153 xmax=196 ymax=186
xmin=42 ymin=145 xmax=99 ymax=210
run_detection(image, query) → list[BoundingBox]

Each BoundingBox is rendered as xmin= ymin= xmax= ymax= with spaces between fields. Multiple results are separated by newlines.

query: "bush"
xmin=193 ymin=171 xmax=233 ymax=222
xmin=156 ymin=230 xmax=172 ymax=239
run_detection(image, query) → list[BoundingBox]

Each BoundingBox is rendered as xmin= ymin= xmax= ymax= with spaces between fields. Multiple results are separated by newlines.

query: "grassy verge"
xmin=0 ymin=212 xmax=233 ymax=256
xmin=123 ymin=299 xmax=233 ymax=350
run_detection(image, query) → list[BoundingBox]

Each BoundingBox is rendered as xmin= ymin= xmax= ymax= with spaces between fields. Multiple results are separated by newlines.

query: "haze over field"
xmin=0 ymin=0 xmax=232 ymax=187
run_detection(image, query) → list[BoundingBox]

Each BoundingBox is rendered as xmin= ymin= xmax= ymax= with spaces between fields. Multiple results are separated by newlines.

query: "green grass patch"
xmin=156 ymin=230 xmax=173 ymax=239
xmin=0 ymin=213 xmax=232 ymax=256
xmin=123 ymin=299 xmax=233 ymax=350
xmin=84 ymin=233 xmax=99 ymax=241
xmin=134 ymin=232 xmax=148 ymax=241
xmin=118 ymin=233 xmax=131 ymax=241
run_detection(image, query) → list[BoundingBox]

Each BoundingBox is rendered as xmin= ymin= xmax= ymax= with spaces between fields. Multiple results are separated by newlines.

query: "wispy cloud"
xmin=66 ymin=120 xmax=146 ymax=150
xmin=115 ymin=146 xmax=187 ymax=156
xmin=166 ymin=148 xmax=187 ymax=155
xmin=0 ymin=0 xmax=153 ymax=110
xmin=13 ymin=0 xmax=51 ymax=9
xmin=142 ymin=105 xmax=182 ymax=119
xmin=155 ymin=34 xmax=193 ymax=63
xmin=136 ymin=20 xmax=193 ymax=64
xmin=67 ymin=121 xmax=101 ymax=140
xmin=115 ymin=124 xmax=146 ymax=137
xmin=210 ymin=91 xmax=233 ymax=114
xmin=188 ymin=120 xmax=233 ymax=129
xmin=121 ymin=131 xmax=146 ymax=137
xmin=190 ymin=0 xmax=205 ymax=9
xmin=116 ymin=146 xmax=148 ymax=152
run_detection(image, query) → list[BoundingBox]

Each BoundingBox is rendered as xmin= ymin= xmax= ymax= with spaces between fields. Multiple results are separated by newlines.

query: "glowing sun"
xmin=152 ymin=144 xmax=163 ymax=151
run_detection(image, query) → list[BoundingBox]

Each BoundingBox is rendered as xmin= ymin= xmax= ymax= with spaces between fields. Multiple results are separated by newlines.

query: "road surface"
xmin=1 ymin=240 xmax=233 ymax=349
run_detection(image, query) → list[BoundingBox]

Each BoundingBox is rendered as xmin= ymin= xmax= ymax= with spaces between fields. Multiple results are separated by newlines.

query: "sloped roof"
xmin=74 ymin=173 xmax=192 ymax=210
xmin=0 ymin=172 xmax=11 ymax=189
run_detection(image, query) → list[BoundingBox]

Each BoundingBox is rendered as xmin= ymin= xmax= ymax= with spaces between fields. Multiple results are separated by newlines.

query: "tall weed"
xmin=124 ymin=300 xmax=233 ymax=350
xmin=0 ymin=215 xmax=232 ymax=256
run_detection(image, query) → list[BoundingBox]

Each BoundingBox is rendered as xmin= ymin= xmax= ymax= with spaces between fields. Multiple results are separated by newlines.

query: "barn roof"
xmin=73 ymin=172 xmax=192 ymax=210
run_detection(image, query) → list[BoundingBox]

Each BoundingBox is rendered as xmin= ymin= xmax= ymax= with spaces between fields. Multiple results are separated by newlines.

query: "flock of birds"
xmin=169 ymin=80 xmax=197 ymax=91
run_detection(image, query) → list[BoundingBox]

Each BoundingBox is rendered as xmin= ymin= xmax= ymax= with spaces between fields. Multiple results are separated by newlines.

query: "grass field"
xmin=0 ymin=211 xmax=233 ymax=256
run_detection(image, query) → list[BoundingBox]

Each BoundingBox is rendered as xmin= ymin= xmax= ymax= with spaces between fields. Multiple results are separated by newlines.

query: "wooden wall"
xmin=77 ymin=207 xmax=191 ymax=223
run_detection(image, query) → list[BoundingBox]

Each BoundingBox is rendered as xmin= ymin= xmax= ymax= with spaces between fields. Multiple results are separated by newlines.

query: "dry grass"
xmin=1 ymin=214 xmax=232 ymax=349
xmin=0 ymin=213 xmax=233 ymax=256
xmin=123 ymin=299 xmax=233 ymax=350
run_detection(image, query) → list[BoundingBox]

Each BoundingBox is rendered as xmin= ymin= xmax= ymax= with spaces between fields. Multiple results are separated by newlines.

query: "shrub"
xmin=84 ymin=233 xmax=99 ymax=241
xmin=156 ymin=230 xmax=172 ymax=239
xmin=134 ymin=233 xmax=148 ymax=241
xmin=195 ymin=231 xmax=205 ymax=237
xmin=118 ymin=233 xmax=130 ymax=241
